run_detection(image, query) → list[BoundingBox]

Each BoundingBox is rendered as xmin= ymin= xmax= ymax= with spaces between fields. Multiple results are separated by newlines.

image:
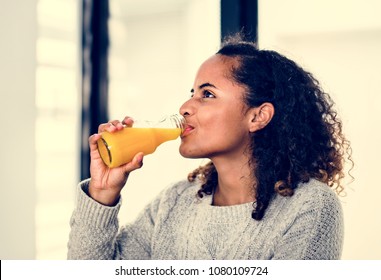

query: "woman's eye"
xmin=202 ymin=90 xmax=215 ymax=98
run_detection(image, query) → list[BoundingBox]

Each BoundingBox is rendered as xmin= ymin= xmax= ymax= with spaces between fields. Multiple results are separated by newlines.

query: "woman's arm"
xmin=68 ymin=117 xmax=149 ymax=259
xmin=67 ymin=179 xmax=159 ymax=259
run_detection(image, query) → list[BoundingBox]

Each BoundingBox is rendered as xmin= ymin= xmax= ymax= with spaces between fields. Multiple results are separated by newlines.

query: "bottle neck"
xmin=169 ymin=114 xmax=186 ymax=133
xmin=133 ymin=114 xmax=186 ymax=131
xmin=151 ymin=114 xmax=185 ymax=144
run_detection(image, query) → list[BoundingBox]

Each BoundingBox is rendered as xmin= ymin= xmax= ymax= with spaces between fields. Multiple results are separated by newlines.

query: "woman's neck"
xmin=211 ymin=157 xmax=256 ymax=206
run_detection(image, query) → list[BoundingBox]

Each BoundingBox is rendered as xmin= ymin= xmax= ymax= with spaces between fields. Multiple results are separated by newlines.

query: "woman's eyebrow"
xmin=190 ymin=82 xmax=217 ymax=93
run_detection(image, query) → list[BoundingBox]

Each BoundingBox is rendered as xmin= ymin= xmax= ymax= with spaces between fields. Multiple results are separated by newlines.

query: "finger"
xmin=122 ymin=116 xmax=134 ymax=127
xmin=109 ymin=120 xmax=124 ymax=131
xmin=98 ymin=120 xmax=123 ymax=133
xmin=122 ymin=152 xmax=144 ymax=174
xmin=89 ymin=133 xmax=101 ymax=152
xmin=98 ymin=122 xmax=112 ymax=133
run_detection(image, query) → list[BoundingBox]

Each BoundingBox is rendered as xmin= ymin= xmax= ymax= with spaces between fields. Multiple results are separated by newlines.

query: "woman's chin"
xmin=179 ymin=147 xmax=203 ymax=159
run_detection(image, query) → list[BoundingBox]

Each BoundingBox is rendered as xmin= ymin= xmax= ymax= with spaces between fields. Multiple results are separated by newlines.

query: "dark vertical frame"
xmin=220 ymin=0 xmax=258 ymax=42
xmin=81 ymin=0 xmax=110 ymax=180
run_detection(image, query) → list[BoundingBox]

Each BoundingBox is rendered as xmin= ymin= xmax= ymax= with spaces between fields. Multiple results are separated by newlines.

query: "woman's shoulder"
xmin=274 ymin=178 xmax=343 ymax=215
xmin=263 ymin=179 xmax=344 ymax=241
xmin=139 ymin=179 xmax=201 ymax=223
xmin=294 ymin=179 xmax=341 ymax=204
xmin=155 ymin=179 xmax=201 ymax=206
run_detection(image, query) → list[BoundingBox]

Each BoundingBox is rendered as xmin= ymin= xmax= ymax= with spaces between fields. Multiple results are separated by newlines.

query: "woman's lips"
xmin=181 ymin=124 xmax=194 ymax=137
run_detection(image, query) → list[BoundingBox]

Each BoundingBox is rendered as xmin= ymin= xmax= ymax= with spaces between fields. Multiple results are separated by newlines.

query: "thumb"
xmin=122 ymin=152 xmax=144 ymax=174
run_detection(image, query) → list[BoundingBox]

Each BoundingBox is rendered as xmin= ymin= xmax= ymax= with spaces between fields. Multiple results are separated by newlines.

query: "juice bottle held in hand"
xmin=97 ymin=114 xmax=185 ymax=168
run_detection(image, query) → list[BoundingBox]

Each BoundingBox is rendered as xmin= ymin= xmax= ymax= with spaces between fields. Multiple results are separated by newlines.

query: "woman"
xmin=68 ymin=34 xmax=352 ymax=260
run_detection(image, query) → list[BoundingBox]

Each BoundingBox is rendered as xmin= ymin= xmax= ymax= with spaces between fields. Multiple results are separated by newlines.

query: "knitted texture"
xmin=67 ymin=179 xmax=344 ymax=260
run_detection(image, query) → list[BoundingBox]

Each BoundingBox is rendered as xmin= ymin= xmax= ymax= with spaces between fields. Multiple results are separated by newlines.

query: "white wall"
xmin=0 ymin=0 xmax=37 ymax=259
xmin=0 ymin=0 xmax=220 ymax=260
xmin=259 ymin=0 xmax=381 ymax=259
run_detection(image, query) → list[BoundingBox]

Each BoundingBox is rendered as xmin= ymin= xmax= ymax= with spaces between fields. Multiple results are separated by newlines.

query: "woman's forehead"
xmin=197 ymin=54 xmax=239 ymax=78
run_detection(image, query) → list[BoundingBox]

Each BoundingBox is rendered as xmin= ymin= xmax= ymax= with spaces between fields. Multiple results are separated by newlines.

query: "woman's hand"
xmin=88 ymin=117 xmax=144 ymax=206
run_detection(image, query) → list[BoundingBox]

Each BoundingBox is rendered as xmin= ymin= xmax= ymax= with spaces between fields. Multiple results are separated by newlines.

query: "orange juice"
xmin=97 ymin=127 xmax=182 ymax=168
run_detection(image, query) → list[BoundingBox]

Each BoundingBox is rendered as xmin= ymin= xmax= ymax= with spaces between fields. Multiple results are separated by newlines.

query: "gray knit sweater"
xmin=67 ymin=178 xmax=343 ymax=260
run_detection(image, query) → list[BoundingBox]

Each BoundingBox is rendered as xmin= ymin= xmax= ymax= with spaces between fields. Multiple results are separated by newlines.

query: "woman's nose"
xmin=179 ymin=99 xmax=193 ymax=117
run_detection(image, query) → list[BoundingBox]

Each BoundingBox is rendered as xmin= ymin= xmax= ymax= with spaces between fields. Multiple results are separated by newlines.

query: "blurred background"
xmin=0 ymin=0 xmax=380 ymax=260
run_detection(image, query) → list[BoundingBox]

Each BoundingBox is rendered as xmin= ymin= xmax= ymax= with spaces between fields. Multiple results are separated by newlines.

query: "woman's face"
xmin=179 ymin=54 xmax=253 ymax=160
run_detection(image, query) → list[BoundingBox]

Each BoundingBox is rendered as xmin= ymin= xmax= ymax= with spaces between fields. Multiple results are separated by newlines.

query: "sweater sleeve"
xmin=67 ymin=180 xmax=160 ymax=260
xmin=272 ymin=185 xmax=344 ymax=260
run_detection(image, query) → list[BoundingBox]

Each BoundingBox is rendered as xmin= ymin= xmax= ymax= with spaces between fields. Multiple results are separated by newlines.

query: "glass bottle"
xmin=97 ymin=114 xmax=185 ymax=168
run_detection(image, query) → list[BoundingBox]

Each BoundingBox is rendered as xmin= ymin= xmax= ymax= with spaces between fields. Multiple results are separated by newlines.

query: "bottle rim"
xmin=98 ymin=138 xmax=112 ymax=166
xmin=169 ymin=114 xmax=186 ymax=132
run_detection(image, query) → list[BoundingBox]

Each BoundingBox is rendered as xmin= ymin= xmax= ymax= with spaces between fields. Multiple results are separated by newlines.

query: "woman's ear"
xmin=248 ymin=102 xmax=275 ymax=132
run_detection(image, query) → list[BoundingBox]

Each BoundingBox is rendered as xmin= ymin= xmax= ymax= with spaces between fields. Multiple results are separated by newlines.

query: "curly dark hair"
xmin=188 ymin=34 xmax=353 ymax=220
